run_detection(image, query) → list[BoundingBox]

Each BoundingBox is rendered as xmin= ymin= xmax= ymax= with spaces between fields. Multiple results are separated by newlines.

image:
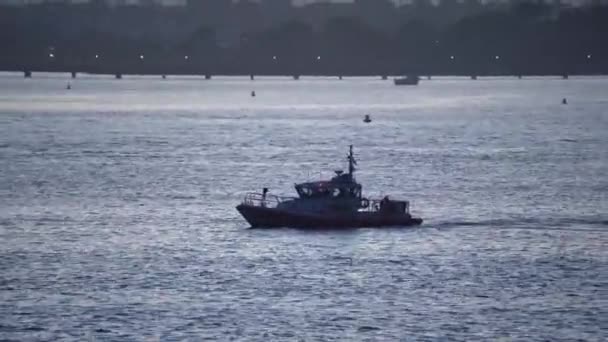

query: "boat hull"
xmin=236 ymin=204 xmax=423 ymax=229
xmin=394 ymin=77 xmax=419 ymax=86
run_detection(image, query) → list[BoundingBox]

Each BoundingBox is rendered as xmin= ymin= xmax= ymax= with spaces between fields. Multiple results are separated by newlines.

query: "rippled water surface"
xmin=1 ymin=73 xmax=607 ymax=341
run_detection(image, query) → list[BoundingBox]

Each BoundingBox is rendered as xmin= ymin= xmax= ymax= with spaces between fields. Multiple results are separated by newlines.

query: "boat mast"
xmin=348 ymin=145 xmax=356 ymax=177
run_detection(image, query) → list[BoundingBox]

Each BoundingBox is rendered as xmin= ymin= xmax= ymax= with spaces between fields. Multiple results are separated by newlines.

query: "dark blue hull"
xmin=236 ymin=204 xmax=423 ymax=229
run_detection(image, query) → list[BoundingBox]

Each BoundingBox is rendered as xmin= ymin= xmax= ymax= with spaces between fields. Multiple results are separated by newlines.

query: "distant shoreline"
xmin=2 ymin=69 xmax=607 ymax=79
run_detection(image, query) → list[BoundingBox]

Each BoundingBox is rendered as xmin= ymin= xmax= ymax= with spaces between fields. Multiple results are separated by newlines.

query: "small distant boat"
xmin=236 ymin=146 xmax=423 ymax=229
xmin=363 ymin=114 xmax=372 ymax=123
xmin=394 ymin=75 xmax=419 ymax=86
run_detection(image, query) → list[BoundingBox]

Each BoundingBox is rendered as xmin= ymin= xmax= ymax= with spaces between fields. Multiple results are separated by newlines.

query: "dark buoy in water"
xmin=162 ymin=74 xmax=166 ymax=79
xmin=471 ymin=75 xmax=477 ymax=80
xmin=251 ymin=91 xmax=256 ymax=97
xmin=363 ymin=114 xmax=372 ymax=123
xmin=66 ymin=83 xmax=71 ymax=90
xmin=250 ymin=74 xmax=255 ymax=81
xmin=24 ymin=71 xmax=32 ymax=78
xmin=562 ymin=98 xmax=568 ymax=105
xmin=381 ymin=75 xmax=388 ymax=80
xmin=115 ymin=73 xmax=122 ymax=79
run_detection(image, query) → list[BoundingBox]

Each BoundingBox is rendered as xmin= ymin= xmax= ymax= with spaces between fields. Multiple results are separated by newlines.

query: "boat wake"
xmin=431 ymin=217 xmax=608 ymax=232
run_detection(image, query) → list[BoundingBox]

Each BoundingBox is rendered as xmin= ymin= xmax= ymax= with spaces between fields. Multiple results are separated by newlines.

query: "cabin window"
xmin=313 ymin=187 xmax=328 ymax=197
xmin=297 ymin=184 xmax=361 ymax=199
xmin=297 ymin=186 xmax=312 ymax=197
xmin=297 ymin=185 xmax=331 ymax=198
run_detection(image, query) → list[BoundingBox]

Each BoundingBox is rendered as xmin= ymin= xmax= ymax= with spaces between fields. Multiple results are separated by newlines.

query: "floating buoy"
xmin=162 ymin=75 xmax=166 ymax=79
xmin=251 ymin=91 xmax=256 ymax=97
xmin=363 ymin=114 xmax=372 ymax=123
xmin=562 ymin=98 xmax=568 ymax=105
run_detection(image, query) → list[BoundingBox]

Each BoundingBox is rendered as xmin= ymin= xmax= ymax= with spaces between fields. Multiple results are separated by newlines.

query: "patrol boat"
xmin=236 ymin=146 xmax=423 ymax=228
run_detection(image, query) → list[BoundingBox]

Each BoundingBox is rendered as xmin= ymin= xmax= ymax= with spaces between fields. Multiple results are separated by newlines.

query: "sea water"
xmin=0 ymin=74 xmax=606 ymax=341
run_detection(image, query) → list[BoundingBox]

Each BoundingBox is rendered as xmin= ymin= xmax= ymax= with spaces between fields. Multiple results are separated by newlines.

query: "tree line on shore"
xmin=1 ymin=1 xmax=607 ymax=75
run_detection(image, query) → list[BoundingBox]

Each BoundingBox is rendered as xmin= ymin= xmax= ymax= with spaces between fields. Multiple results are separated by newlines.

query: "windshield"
xmin=296 ymin=183 xmax=361 ymax=199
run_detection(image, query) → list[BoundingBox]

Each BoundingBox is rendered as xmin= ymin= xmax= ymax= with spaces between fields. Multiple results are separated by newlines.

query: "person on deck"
xmin=380 ymin=196 xmax=390 ymax=211
xmin=261 ymin=188 xmax=268 ymax=208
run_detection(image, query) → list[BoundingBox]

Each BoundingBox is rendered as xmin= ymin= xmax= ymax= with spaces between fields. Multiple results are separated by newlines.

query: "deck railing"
xmin=362 ymin=199 xmax=410 ymax=214
xmin=242 ymin=192 xmax=410 ymax=214
xmin=242 ymin=192 xmax=296 ymax=208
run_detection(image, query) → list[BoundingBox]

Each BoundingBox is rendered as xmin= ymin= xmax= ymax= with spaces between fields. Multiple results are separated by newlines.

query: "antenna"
xmin=348 ymin=145 xmax=356 ymax=176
